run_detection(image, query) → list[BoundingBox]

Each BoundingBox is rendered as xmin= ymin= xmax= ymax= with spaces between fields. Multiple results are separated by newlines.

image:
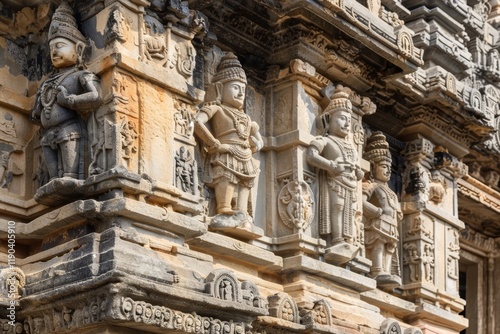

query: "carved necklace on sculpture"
xmin=40 ymin=68 xmax=77 ymax=120
xmin=222 ymin=105 xmax=250 ymax=140
xmin=330 ymin=137 xmax=355 ymax=162
xmin=378 ymin=183 xmax=398 ymax=209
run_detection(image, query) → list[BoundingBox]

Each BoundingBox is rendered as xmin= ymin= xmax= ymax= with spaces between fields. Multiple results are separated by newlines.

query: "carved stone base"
xmin=347 ymin=254 xmax=372 ymax=274
xmin=375 ymin=274 xmax=402 ymax=290
xmin=34 ymin=178 xmax=85 ymax=205
xmin=324 ymin=242 xmax=359 ymax=265
xmin=210 ymin=211 xmax=264 ymax=240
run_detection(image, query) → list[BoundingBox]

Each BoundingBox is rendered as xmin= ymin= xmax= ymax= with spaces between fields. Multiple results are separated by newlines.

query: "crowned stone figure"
xmin=194 ymin=52 xmax=264 ymax=237
xmin=31 ymin=2 xmax=102 ymax=185
xmin=306 ymin=87 xmax=364 ymax=264
xmin=362 ymin=131 xmax=402 ymax=289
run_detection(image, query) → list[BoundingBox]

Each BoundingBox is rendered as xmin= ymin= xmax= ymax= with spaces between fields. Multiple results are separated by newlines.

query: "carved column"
xmin=400 ymin=136 xmax=468 ymax=330
xmin=263 ymin=59 xmax=329 ymax=255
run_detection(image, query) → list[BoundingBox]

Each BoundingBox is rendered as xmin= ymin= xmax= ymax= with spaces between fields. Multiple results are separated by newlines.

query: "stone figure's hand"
xmin=250 ymin=135 xmax=263 ymax=152
xmin=329 ymin=160 xmax=345 ymax=176
xmin=57 ymin=86 xmax=75 ymax=108
xmin=217 ymin=144 xmax=232 ymax=154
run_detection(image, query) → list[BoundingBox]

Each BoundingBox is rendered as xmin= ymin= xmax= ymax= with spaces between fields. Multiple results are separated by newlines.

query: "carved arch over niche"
xmin=311 ymin=299 xmax=332 ymax=326
xmin=205 ymin=268 xmax=242 ymax=303
xmin=268 ymin=292 xmax=300 ymax=323
xmin=380 ymin=318 xmax=402 ymax=334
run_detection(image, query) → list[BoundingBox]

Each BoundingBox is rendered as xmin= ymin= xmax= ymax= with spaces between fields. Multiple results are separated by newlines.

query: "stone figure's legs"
xmin=43 ymin=146 xmax=60 ymax=180
xmin=370 ymin=240 xmax=385 ymax=277
xmin=215 ymin=178 xmax=235 ymax=215
xmin=60 ymin=139 xmax=80 ymax=178
xmin=236 ymin=185 xmax=250 ymax=214
xmin=329 ymin=195 xmax=344 ymax=243
xmin=384 ymin=243 xmax=395 ymax=274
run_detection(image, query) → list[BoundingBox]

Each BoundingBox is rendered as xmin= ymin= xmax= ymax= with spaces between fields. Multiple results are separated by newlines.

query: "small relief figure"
xmin=428 ymin=169 xmax=446 ymax=205
xmin=422 ymin=244 xmax=434 ymax=283
xmin=362 ymin=131 xmax=403 ymax=289
xmin=173 ymin=100 xmax=194 ymax=137
xmin=104 ymin=6 xmax=129 ymax=46
xmin=119 ymin=118 xmax=138 ymax=166
xmin=367 ymin=0 xmax=381 ymax=15
xmin=194 ymin=52 xmax=264 ymax=236
xmin=30 ymin=2 xmax=102 ymax=183
xmin=219 ymin=279 xmax=234 ymax=301
xmin=143 ymin=16 xmax=168 ymax=66
xmin=306 ymin=87 xmax=364 ymax=264
xmin=403 ymin=244 xmax=420 ymax=282
xmin=0 ymin=149 xmax=22 ymax=189
xmin=0 ymin=114 xmax=16 ymax=138
xmin=278 ymin=180 xmax=314 ymax=231
xmin=175 ymin=146 xmax=196 ymax=194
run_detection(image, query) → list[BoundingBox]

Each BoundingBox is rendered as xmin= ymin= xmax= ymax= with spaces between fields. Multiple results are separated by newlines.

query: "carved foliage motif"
xmin=1 ymin=296 xmax=108 ymax=334
xmin=300 ymin=300 xmax=332 ymax=327
xmin=0 ymin=267 xmax=25 ymax=301
xmin=173 ymin=41 xmax=196 ymax=78
xmin=277 ymin=180 xmax=314 ymax=231
xmin=120 ymin=297 xmax=247 ymax=333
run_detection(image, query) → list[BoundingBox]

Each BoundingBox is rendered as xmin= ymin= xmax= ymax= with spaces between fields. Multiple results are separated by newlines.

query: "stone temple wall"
xmin=0 ymin=1 xmax=499 ymax=334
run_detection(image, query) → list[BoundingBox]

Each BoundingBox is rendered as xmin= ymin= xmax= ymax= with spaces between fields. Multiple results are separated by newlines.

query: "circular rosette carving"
xmin=277 ymin=180 xmax=314 ymax=230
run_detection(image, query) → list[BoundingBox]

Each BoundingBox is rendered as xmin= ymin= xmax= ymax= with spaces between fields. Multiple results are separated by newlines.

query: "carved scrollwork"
xmin=173 ymin=41 xmax=196 ymax=78
xmin=120 ymin=296 xmax=247 ymax=333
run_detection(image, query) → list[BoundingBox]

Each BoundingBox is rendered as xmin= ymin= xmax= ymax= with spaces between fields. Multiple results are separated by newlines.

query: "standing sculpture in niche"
xmin=306 ymin=88 xmax=364 ymax=264
xmin=31 ymin=2 xmax=102 ymax=183
xmin=194 ymin=52 xmax=263 ymax=236
xmin=362 ymin=131 xmax=402 ymax=288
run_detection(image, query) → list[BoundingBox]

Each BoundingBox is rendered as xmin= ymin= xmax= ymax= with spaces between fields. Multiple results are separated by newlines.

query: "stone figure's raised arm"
xmin=57 ymin=72 xmax=102 ymax=112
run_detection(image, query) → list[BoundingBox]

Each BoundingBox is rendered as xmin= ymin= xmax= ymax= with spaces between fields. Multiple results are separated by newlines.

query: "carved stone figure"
xmin=362 ymin=131 xmax=402 ymax=288
xmin=30 ymin=2 xmax=102 ymax=182
xmin=194 ymin=52 xmax=263 ymax=232
xmin=306 ymin=88 xmax=364 ymax=263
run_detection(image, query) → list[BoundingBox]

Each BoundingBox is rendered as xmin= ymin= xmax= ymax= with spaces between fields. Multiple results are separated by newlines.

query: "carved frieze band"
xmin=120 ymin=297 xmax=248 ymax=333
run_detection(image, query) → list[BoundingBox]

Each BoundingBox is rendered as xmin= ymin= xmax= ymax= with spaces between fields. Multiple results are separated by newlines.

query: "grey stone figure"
xmin=362 ymin=131 xmax=402 ymax=289
xmin=31 ymin=2 xmax=102 ymax=182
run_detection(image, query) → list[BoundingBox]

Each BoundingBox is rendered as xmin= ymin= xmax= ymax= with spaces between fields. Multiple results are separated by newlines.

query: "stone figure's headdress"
xmin=323 ymin=88 xmax=352 ymax=116
xmin=212 ymin=52 xmax=247 ymax=84
xmin=364 ymin=131 xmax=392 ymax=164
xmin=48 ymin=2 xmax=86 ymax=44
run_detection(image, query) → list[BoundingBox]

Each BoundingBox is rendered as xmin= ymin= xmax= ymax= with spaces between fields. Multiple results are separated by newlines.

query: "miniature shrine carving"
xmin=306 ymin=87 xmax=364 ymax=264
xmin=362 ymin=132 xmax=402 ymax=289
xmin=30 ymin=2 xmax=102 ymax=184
